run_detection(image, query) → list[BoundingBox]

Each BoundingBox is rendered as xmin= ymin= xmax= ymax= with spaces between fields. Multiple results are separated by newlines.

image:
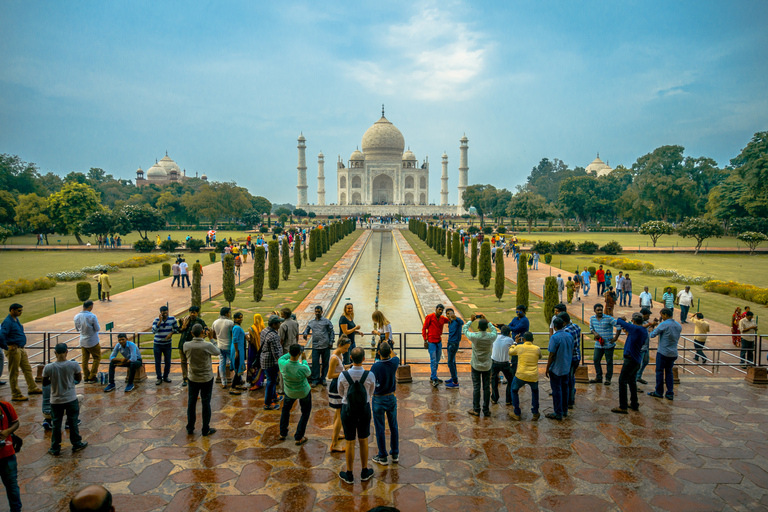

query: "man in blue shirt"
xmin=589 ymin=304 xmax=619 ymax=385
xmin=648 ymin=308 xmax=682 ymax=400
xmin=612 ymin=314 xmax=648 ymax=414
xmin=370 ymin=343 xmax=400 ymax=466
xmin=558 ymin=311 xmax=581 ymax=408
xmin=151 ymin=306 xmax=179 ymax=386
xmin=1 ymin=303 xmax=42 ymax=401
xmin=545 ymin=317 xmax=574 ymax=421
xmin=104 ymin=333 xmax=143 ymax=393
xmin=636 ymin=308 xmax=658 ymax=385
xmin=580 ymin=267 xmax=592 ymax=297
xmin=444 ymin=308 xmax=464 ymax=388
xmin=508 ymin=305 xmax=530 ymax=340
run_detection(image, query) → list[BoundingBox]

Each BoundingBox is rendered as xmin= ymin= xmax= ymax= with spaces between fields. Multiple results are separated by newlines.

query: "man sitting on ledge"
xmin=104 ymin=333 xmax=142 ymax=393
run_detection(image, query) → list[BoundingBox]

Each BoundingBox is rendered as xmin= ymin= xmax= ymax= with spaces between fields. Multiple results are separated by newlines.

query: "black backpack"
xmin=342 ymin=370 xmax=369 ymax=413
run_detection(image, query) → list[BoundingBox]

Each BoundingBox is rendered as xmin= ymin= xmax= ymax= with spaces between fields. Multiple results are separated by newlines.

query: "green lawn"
xmin=0 ymin=252 xmax=217 ymax=323
xmin=549 ymin=253 xmax=765 ymax=327
xmin=199 ymin=230 xmax=363 ymax=327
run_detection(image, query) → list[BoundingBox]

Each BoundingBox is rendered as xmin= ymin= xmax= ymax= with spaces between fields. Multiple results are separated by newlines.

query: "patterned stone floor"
xmin=4 ymin=373 xmax=768 ymax=511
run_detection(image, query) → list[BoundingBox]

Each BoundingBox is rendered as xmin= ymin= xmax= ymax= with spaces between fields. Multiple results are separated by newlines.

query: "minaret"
xmin=297 ymin=133 xmax=308 ymax=206
xmin=440 ymin=152 xmax=449 ymax=206
xmin=317 ymin=152 xmax=326 ymax=206
xmin=458 ymin=134 xmax=469 ymax=214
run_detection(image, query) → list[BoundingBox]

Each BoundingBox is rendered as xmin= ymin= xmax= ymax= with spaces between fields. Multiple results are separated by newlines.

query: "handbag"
xmin=0 ymin=402 xmax=23 ymax=453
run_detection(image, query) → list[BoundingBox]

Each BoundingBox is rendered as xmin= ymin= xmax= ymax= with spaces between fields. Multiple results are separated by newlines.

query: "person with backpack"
xmin=0 ymin=398 xmax=21 ymax=512
xmin=337 ymin=347 xmax=376 ymax=484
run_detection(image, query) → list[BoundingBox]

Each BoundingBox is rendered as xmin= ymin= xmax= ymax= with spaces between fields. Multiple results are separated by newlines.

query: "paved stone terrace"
xmin=4 ymin=373 xmax=768 ymax=511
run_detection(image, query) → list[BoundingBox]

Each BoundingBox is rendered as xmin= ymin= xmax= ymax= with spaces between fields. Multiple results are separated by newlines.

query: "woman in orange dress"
xmin=731 ymin=307 xmax=742 ymax=347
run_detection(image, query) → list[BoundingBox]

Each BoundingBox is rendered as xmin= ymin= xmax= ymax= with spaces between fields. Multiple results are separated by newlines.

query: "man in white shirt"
xmin=738 ymin=311 xmax=758 ymax=367
xmin=489 ymin=326 xmax=515 ymax=406
xmin=337 ymin=347 xmax=376 ymax=485
xmin=675 ymin=286 xmax=694 ymax=324
xmin=179 ymin=259 xmax=190 ymax=288
xmin=211 ymin=307 xmax=234 ymax=387
xmin=639 ymin=287 xmax=653 ymax=310
xmin=74 ymin=301 xmax=101 ymax=384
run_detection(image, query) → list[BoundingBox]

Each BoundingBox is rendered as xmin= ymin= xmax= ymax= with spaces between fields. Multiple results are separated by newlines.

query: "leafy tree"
xmin=730 ymin=131 xmax=768 ymax=217
xmin=15 ymin=193 xmax=55 ymax=243
xmin=282 ymin=237 xmax=290 ymax=281
xmin=677 ymin=217 xmax=725 ymax=255
xmin=731 ymin=217 xmax=768 ymax=236
xmin=223 ymin=254 xmax=236 ymax=305
xmin=517 ymin=253 xmax=529 ymax=309
xmin=495 ymin=246 xmax=505 ymax=301
xmin=462 ymin=184 xmax=493 ymax=227
xmin=253 ymin=246 xmax=265 ymax=301
xmin=293 ymin=208 xmax=308 ymax=217
xmin=294 ymin=237 xmax=302 ymax=270
xmin=275 ymin=207 xmax=292 ymax=218
xmin=543 ymin=276 xmax=558 ymax=322
xmin=0 ymin=190 xmax=17 ymax=225
xmin=0 ymin=154 xmax=41 ymax=195
xmin=308 ymin=211 xmax=316 ymax=218
xmin=507 ymin=191 xmax=549 ymax=232
xmin=459 ymin=243 xmax=466 ymax=271
xmin=523 ymin=157 xmax=585 ymax=204
xmin=80 ymin=210 xmax=131 ymax=241
xmin=478 ymin=241 xmax=492 ymax=289
xmin=631 ymin=145 xmax=700 ymax=221
xmin=470 ymin=237 xmax=478 ymax=279
xmin=557 ymin=175 xmax=600 ymax=230
xmin=706 ymin=176 xmax=748 ymax=232
xmin=268 ymin=240 xmax=279 ymax=289
xmin=155 ymin=191 xmax=185 ymax=224
xmin=191 ymin=262 xmax=202 ymax=308
xmin=48 ymin=182 xmax=103 ymax=244
xmin=639 ymin=221 xmax=675 ymax=247
xmin=251 ymin=196 xmax=272 ymax=217
xmin=737 ymin=232 xmax=768 ymax=255
xmin=121 ymin=204 xmax=164 ymax=240
xmin=451 ymin=232 xmax=460 ymax=267
xmin=159 ymin=239 xmax=181 ymax=252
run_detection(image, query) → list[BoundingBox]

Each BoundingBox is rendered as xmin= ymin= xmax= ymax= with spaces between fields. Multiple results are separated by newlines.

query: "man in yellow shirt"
xmin=690 ymin=312 xmax=710 ymax=363
xmin=508 ymin=332 xmax=542 ymax=421
xmin=98 ymin=270 xmax=112 ymax=302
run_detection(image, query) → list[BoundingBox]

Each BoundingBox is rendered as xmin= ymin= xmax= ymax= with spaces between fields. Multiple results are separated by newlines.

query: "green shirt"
xmin=462 ymin=322 xmax=498 ymax=372
xmin=277 ymin=353 xmax=311 ymax=399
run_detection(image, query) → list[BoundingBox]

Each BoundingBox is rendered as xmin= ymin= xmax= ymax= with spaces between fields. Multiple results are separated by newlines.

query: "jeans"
xmin=490 ymin=361 xmax=513 ymax=403
xmin=636 ymin=350 xmax=650 ymax=381
xmin=618 ymin=358 xmax=640 ymax=410
xmin=218 ymin=349 xmax=232 ymax=385
xmin=372 ymin=394 xmax=399 ymax=458
xmin=593 ymin=346 xmax=615 ymax=381
xmin=311 ymin=347 xmax=331 ymax=385
xmin=42 ymin=384 xmax=51 ymax=419
xmin=583 ymin=282 xmax=591 ymax=295
xmin=108 ymin=359 xmax=142 ymax=385
xmin=511 ymin=377 xmax=539 ymax=416
xmin=568 ymin=359 xmax=579 ymax=406
xmin=50 ymin=399 xmax=83 ymax=452
xmin=740 ymin=339 xmax=755 ymax=365
xmin=428 ymin=342 xmax=442 ymax=381
xmin=625 ymin=291 xmax=633 ymax=307
xmin=187 ymin=378 xmax=213 ymax=433
xmin=153 ymin=343 xmax=172 ymax=380
xmin=0 ymin=455 xmax=21 ymax=512
xmin=549 ymin=372 xmax=569 ymax=417
xmin=617 ymin=289 xmax=624 ymax=306
xmin=597 ymin=282 xmax=605 ymax=296
xmin=0 ymin=350 xmax=4 ymax=381
xmin=279 ymin=393 xmax=312 ymax=440
xmin=446 ymin=342 xmax=459 ymax=383
xmin=264 ymin=366 xmax=279 ymax=405
xmin=693 ymin=340 xmax=708 ymax=362
xmin=5 ymin=346 xmax=39 ymax=399
xmin=655 ymin=353 xmax=677 ymax=397
xmin=680 ymin=305 xmax=690 ymax=323
xmin=81 ymin=345 xmax=102 ymax=381
xmin=171 ymin=275 xmax=180 ymax=287
xmin=533 ymin=260 xmax=538 ymax=270
xmin=471 ymin=367 xmax=491 ymax=414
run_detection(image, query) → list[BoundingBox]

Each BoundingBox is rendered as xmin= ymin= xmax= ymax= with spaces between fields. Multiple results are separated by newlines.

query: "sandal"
xmin=331 ymin=446 xmax=346 ymax=453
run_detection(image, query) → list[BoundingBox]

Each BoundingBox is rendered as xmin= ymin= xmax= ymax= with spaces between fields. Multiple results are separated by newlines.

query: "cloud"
xmin=344 ymin=4 xmax=490 ymax=101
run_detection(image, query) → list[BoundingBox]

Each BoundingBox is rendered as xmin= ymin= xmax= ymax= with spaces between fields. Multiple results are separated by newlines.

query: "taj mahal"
xmin=297 ymin=107 xmax=468 ymax=216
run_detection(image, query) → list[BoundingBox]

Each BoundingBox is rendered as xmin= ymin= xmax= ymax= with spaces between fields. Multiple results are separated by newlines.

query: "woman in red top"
xmin=0 ymin=400 xmax=21 ymax=512
xmin=731 ymin=307 xmax=742 ymax=347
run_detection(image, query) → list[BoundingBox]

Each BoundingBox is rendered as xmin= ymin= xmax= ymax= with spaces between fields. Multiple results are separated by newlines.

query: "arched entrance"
xmin=372 ymin=174 xmax=393 ymax=205
xmin=340 ymin=192 xmax=346 ymax=205
xmin=404 ymin=192 xmax=414 ymax=205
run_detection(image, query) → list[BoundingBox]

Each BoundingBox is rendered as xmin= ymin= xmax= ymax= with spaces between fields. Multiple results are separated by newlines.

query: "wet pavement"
xmin=5 ymin=373 xmax=768 ymax=511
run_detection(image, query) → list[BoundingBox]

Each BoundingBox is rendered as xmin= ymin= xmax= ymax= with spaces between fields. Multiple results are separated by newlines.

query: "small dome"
xmin=318 ymin=151 xmax=324 ymax=158
xmin=201 ymin=174 xmax=208 ymax=180
xmin=361 ymin=115 xmax=405 ymax=161
xmin=460 ymin=134 xmax=468 ymax=143
xmin=146 ymin=163 xmax=166 ymax=178
xmin=402 ymin=150 xmax=416 ymax=161
xmin=586 ymin=153 xmax=613 ymax=177
xmin=298 ymin=134 xmax=306 ymax=142
xmin=442 ymin=152 xmax=448 ymax=159
xmin=350 ymin=149 xmax=365 ymax=161
xmin=158 ymin=154 xmax=181 ymax=175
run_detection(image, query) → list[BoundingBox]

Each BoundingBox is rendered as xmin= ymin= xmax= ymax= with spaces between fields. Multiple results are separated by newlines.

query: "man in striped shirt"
xmin=151 ymin=306 xmax=179 ymax=386
xmin=260 ymin=316 xmax=284 ymax=410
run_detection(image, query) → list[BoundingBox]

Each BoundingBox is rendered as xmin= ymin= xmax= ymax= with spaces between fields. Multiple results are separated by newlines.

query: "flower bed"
xmin=0 ymin=277 xmax=56 ymax=298
xmin=703 ymin=280 xmax=768 ymax=305
xmin=592 ymin=256 xmax=654 ymax=271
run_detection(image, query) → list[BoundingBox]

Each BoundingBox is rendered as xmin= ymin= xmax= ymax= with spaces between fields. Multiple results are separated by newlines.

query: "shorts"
xmin=340 ymin=403 xmax=372 ymax=441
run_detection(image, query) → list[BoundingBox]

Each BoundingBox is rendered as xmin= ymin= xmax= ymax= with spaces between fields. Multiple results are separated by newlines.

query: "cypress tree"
xmin=446 ymin=230 xmax=453 ymax=261
xmin=324 ymin=228 xmax=330 ymax=253
xmin=191 ymin=262 xmax=202 ymax=308
xmin=223 ymin=254 xmax=236 ymax=305
xmin=452 ymin=232 xmax=460 ymax=267
xmin=495 ymin=247 xmax=505 ymax=301
xmin=253 ymin=246 xmax=265 ymax=301
xmin=308 ymin=229 xmax=316 ymax=262
xmin=470 ymin=238 xmax=478 ymax=279
xmin=517 ymin=253 xmax=529 ymax=309
xmin=282 ymin=237 xmax=290 ymax=281
xmin=479 ymin=241 xmax=492 ymax=289
xmin=303 ymin=241 xmax=308 ymax=262
xmin=427 ymin=226 xmax=433 ymax=248
xmin=294 ymin=237 xmax=301 ymax=271
xmin=268 ymin=240 xmax=279 ymax=290
xmin=543 ymin=276 xmax=558 ymax=322
xmin=460 ymin=243 xmax=466 ymax=271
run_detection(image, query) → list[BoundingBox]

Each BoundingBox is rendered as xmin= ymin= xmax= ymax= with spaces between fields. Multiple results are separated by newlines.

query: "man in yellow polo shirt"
xmin=509 ymin=332 xmax=542 ymax=421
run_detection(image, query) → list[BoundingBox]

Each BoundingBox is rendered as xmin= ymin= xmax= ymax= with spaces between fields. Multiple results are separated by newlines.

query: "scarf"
xmin=250 ymin=314 xmax=265 ymax=349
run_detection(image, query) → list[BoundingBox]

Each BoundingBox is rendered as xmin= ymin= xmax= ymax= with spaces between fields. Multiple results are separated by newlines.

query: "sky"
xmin=1 ymin=0 xmax=767 ymax=205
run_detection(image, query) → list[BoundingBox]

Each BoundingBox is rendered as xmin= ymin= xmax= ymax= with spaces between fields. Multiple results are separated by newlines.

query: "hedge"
xmin=0 ymin=277 xmax=56 ymax=299
xmin=578 ymin=241 xmax=599 ymax=254
xmin=592 ymin=256 xmax=654 ymax=271
xmin=704 ymin=280 xmax=768 ymax=305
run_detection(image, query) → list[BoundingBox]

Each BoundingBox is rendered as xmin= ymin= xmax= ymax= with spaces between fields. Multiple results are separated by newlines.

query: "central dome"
xmin=361 ymin=115 xmax=405 ymax=161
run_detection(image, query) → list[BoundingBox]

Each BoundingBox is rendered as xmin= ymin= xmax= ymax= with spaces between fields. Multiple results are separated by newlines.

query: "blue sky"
xmin=1 ymin=0 xmax=766 ymax=205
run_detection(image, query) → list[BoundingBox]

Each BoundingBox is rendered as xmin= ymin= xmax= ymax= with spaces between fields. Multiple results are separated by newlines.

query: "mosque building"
xmin=135 ymin=152 xmax=208 ymax=187
xmin=297 ymin=107 xmax=468 ymax=216
xmin=585 ymin=153 xmax=614 ymax=177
